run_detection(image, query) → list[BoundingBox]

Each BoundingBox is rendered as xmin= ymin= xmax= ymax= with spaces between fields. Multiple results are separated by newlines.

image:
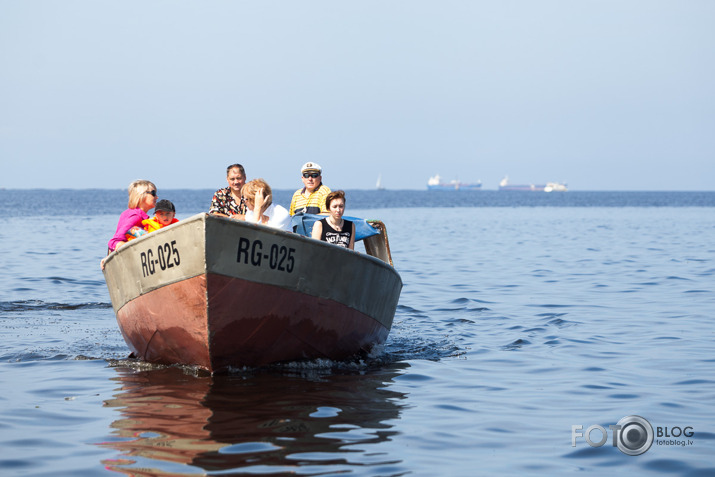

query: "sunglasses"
xmin=146 ymin=190 xmax=157 ymax=197
xmin=302 ymin=172 xmax=320 ymax=178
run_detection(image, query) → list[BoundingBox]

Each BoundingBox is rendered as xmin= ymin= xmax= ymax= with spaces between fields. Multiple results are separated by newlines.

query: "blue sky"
xmin=1 ymin=1 xmax=713 ymax=190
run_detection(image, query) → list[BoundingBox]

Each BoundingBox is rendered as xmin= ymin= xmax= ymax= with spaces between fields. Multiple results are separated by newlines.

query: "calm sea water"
xmin=1 ymin=190 xmax=714 ymax=476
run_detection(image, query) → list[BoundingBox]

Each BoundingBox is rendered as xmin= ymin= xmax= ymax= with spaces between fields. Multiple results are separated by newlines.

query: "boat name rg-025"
xmin=140 ymin=240 xmax=182 ymax=277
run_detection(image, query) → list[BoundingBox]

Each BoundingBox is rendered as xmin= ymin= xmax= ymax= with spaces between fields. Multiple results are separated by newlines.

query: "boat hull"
xmin=104 ymin=213 xmax=402 ymax=372
xmin=498 ymin=179 xmax=567 ymax=192
xmin=427 ymin=175 xmax=482 ymax=190
xmin=427 ymin=184 xmax=482 ymax=191
xmin=498 ymin=184 xmax=546 ymax=191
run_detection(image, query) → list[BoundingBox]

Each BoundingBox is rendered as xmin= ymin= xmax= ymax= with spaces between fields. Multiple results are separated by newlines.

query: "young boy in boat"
xmin=141 ymin=199 xmax=179 ymax=232
xmin=124 ymin=199 xmax=178 ymax=240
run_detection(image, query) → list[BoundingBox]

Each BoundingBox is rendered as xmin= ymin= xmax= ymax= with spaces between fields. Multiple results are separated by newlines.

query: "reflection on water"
xmin=99 ymin=363 xmax=409 ymax=476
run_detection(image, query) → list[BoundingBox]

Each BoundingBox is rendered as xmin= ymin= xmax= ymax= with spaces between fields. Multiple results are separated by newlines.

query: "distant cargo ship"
xmin=427 ymin=175 xmax=482 ymax=191
xmin=498 ymin=176 xmax=567 ymax=192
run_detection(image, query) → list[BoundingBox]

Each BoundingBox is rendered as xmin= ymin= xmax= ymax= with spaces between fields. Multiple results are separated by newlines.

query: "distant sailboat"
xmin=376 ymin=174 xmax=385 ymax=190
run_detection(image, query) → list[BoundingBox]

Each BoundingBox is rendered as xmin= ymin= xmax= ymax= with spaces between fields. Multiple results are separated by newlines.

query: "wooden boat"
xmin=102 ymin=213 xmax=402 ymax=372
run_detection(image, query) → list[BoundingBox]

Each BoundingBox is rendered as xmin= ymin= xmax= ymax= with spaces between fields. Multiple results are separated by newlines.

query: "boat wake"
xmin=104 ymin=336 xmax=461 ymax=378
xmin=0 ymin=300 xmax=126 ymax=363
xmin=0 ymin=299 xmax=112 ymax=312
xmin=2 ymin=299 xmax=465 ymax=374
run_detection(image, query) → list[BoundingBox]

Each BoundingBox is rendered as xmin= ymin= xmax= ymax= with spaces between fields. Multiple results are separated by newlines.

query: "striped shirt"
xmin=289 ymin=183 xmax=332 ymax=215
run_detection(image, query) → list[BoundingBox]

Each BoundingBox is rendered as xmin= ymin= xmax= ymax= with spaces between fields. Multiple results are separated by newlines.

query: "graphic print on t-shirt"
xmin=324 ymin=230 xmax=350 ymax=248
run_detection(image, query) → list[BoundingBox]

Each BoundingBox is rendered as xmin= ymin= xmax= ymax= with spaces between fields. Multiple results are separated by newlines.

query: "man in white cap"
xmin=289 ymin=162 xmax=332 ymax=216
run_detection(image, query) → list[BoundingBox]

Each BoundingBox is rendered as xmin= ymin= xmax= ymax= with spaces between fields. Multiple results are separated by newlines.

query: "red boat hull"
xmin=117 ymin=273 xmax=388 ymax=371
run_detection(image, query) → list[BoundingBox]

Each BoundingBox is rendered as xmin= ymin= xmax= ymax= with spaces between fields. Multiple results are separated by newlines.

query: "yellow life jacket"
xmin=142 ymin=217 xmax=179 ymax=233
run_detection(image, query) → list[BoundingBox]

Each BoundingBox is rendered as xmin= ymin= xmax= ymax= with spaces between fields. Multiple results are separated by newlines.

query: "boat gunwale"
xmin=103 ymin=213 xmax=401 ymax=280
xmin=103 ymin=213 xmax=402 ymax=315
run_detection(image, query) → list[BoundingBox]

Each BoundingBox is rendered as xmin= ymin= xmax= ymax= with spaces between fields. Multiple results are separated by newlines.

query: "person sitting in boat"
xmin=311 ymin=190 xmax=355 ymax=250
xmin=141 ymin=199 xmax=179 ymax=233
xmin=124 ymin=199 xmax=179 ymax=241
xmin=242 ymin=179 xmax=292 ymax=231
xmin=289 ymin=162 xmax=331 ymax=216
xmin=102 ymin=180 xmax=157 ymax=270
xmin=209 ymin=163 xmax=247 ymax=220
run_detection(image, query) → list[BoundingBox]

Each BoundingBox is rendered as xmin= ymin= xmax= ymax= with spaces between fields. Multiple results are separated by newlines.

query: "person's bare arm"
xmin=348 ymin=222 xmax=355 ymax=250
xmin=252 ymin=189 xmax=270 ymax=224
xmin=311 ymin=220 xmax=323 ymax=240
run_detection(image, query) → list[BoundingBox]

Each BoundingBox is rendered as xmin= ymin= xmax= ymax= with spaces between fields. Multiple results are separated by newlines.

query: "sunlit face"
xmin=155 ymin=210 xmax=175 ymax=226
xmin=227 ymin=168 xmax=246 ymax=195
xmin=301 ymin=171 xmax=321 ymax=193
xmin=142 ymin=188 xmax=158 ymax=210
xmin=328 ymin=198 xmax=345 ymax=221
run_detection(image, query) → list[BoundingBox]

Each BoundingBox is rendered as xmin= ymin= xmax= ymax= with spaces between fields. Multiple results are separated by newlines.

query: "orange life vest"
xmin=142 ymin=217 xmax=179 ymax=233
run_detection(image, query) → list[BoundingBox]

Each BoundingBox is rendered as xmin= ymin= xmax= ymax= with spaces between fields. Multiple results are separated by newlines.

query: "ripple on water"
xmin=394 ymin=373 xmax=433 ymax=383
xmin=502 ymin=339 xmax=531 ymax=350
xmin=582 ymin=384 xmax=613 ymax=390
xmin=673 ymin=379 xmax=714 ymax=386
xmin=607 ymin=393 xmax=641 ymax=399
xmin=693 ymin=431 xmax=715 ymax=441
xmin=0 ymin=300 xmax=112 ymax=312
xmin=309 ymin=406 xmax=342 ymax=418
xmin=642 ymin=459 xmax=698 ymax=474
xmin=527 ymin=303 xmax=577 ymax=308
xmin=220 ymin=442 xmax=282 ymax=455
xmin=659 ymin=402 xmax=685 ymax=408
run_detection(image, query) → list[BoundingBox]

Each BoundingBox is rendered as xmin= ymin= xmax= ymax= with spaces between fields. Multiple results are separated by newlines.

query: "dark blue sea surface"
xmin=1 ymin=190 xmax=714 ymax=476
